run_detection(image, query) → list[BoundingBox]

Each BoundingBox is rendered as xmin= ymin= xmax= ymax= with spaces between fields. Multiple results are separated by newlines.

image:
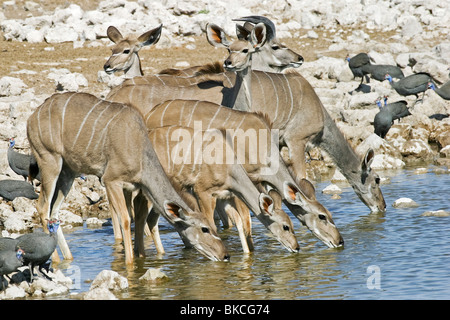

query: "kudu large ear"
xmin=137 ymin=24 xmax=163 ymax=48
xmin=298 ymin=179 xmax=317 ymax=201
xmin=362 ymin=149 xmax=375 ymax=173
xmin=250 ymin=23 xmax=267 ymax=49
xmin=206 ymin=23 xmax=231 ymax=48
xmin=283 ymin=181 xmax=304 ymax=205
xmin=259 ymin=193 xmax=274 ymax=216
xmin=163 ymin=201 xmax=187 ymax=223
xmin=107 ymin=26 xmax=123 ymax=44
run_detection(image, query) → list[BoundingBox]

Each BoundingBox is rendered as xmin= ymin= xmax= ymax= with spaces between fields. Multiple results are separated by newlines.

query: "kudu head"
xmin=353 ymin=149 xmax=386 ymax=213
xmin=163 ymin=201 xmax=230 ymax=261
xmin=282 ymin=180 xmax=344 ymax=249
xmin=206 ymin=22 xmax=267 ymax=72
xmin=260 ymin=191 xmax=300 ymax=253
xmin=104 ymin=24 xmax=162 ymax=78
xmin=232 ymin=15 xmax=304 ymax=72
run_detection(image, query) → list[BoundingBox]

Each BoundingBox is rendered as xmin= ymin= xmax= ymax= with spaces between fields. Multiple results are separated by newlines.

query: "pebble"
xmin=392 ymin=197 xmax=420 ymax=208
xmin=421 ymin=210 xmax=450 ymax=217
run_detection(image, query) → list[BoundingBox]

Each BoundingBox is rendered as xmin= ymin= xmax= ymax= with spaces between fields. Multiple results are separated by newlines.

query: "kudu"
xmin=145 ymin=125 xmax=299 ymax=253
xmin=26 ymin=92 xmax=229 ymax=264
xmin=103 ymin=24 xmax=162 ymax=78
xmin=106 ymin=22 xmax=386 ymax=214
xmin=145 ymin=100 xmax=344 ymax=248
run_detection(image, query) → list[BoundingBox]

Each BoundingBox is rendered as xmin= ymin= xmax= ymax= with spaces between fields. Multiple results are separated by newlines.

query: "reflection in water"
xmin=59 ymin=167 xmax=449 ymax=300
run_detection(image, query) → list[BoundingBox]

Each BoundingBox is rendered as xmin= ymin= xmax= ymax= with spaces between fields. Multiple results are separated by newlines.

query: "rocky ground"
xmin=0 ymin=0 xmax=449 ymax=299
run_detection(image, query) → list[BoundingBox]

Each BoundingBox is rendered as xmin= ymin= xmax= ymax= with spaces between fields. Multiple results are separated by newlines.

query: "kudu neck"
xmin=124 ymin=53 xmax=143 ymax=78
xmin=234 ymin=65 xmax=252 ymax=111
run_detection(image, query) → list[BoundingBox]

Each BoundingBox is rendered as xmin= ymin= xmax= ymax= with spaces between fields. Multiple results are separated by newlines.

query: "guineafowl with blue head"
xmin=0 ymin=247 xmax=24 ymax=290
xmin=15 ymin=219 xmax=59 ymax=282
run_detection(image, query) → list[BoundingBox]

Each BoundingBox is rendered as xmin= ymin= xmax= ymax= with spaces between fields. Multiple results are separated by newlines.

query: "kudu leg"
xmin=146 ymin=207 xmax=165 ymax=255
xmin=33 ymin=153 xmax=66 ymax=262
xmin=104 ymin=181 xmax=134 ymax=265
xmin=133 ymin=190 xmax=153 ymax=257
xmin=221 ymin=198 xmax=254 ymax=254
xmin=48 ymin=166 xmax=76 ymax=260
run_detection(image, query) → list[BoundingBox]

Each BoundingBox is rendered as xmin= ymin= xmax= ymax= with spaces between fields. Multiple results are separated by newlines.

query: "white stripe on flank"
xmin=284 ymin=74 xmax=295 ymax=123
xmin=186 ymin=100 xmax=200 ymax=127
xmin=206 ymin=105 xmax=221 ymax=130
xmin=61 ymin=93 xmax=77 ymax=138
xmin=160 ymin=100 xmax=176 ymax=127
xmin=72 ymin=100 xmax=102 ymax=149
xmin=92 ymin=105 xmax=125 ymax=153
xmin=84 ymin=102 xmax=113 ymax=156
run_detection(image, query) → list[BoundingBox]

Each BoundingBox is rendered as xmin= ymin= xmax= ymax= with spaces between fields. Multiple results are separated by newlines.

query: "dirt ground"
xmin=1 ymin=0 xmax=423 ymax=99
xmin=1 ymin=0 xmax=444 ymax=100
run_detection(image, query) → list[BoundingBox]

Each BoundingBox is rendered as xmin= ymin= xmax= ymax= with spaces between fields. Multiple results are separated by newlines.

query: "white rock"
xmin=45 ymin=26 xmax=79 ymax=43
xmin=84 ymin=287 xmax=118 ymax=300
xmin=90 ymin=270 xmax=128 ymax=291
xmin=421 ymin=210 xmax=450 ymax=217
xmin=0 ymin=77 xmax=27 ymax=97
xmin=58 ymin=209 xmax=83 ymax=226
xmin=86 ymin=217 xmax=105 ymax=227
xmin=139 ymin=268 xmax=168 ymax=282
xmin=400 ymin=16 xmax=423 ymax=38
xmin=322 ymin=184 xmax=342 ymax=194
xmin=392 ymin=197 xmax=419 ymax=208
xmin=0 ymin=285 xmax=27 ymax=300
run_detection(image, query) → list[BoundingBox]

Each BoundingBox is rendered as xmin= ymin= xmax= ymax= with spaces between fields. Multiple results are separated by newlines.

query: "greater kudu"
xmin=26 ymin=92 xmax=229 ymax=264
xmin=145 ymin=100 xmax=344 ymax=248
xmin=105 ymin=23 xmax=386 ymax=214
xmin=146 ymin=125 xmax=299 ymax=253
xmin=103 ymin=24 xmax=162 ymax=78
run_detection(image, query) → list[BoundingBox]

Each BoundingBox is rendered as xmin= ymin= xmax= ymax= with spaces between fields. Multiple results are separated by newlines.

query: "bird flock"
xmin=346 ymin=52 xmax=450 ymax=138
xmin=1 ymin=14 xmax=449 ymax=293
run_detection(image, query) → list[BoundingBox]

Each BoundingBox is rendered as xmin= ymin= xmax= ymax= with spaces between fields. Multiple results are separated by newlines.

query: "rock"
xmin=58 ymin=209 xmax=83 ymax=227
xmin=0 ymin=77 xmax=27 ymax=97
xmin=421 ymin=210 xmax=450 ymax=217
xmin=0 ymin=284 xmax=27 ymax=299
xmin=322 ymin=184 xmax=342 ymax=194
xmin=400 ymin=16 xmax=423 ymax=38
xmin=90 ymin=270 xmax=128 ymax=292
xmin=414 ymin=168 xmax=428 ymax=174
xmin=139 ymin=268 xmax=168 ymax=282
xmin=86 ymin=217 xmax=105 ymax=227
xmin=84 ymin=287 xmax=118 ymax=300
xmin=398 ymin=139 xmax=434 ymax=162
xmin=47 ymin=69 xmax=88 ymax=91
xmin=44 ymin=26 xmax=79 ymax=43
xmin=392 ymin=197 xmax=419 ymax=208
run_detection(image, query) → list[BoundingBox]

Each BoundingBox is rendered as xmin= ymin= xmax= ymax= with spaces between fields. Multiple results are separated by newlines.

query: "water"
xmin=59 ymin=166 xmax=450 ymax=300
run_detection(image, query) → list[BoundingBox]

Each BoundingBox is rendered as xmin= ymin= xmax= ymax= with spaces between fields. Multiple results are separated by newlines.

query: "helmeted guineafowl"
xmin=346 ymin=53 xmax=371 ymax=88
xmin=0 ymin=179 xmax=38 ymax=201
xmin=0 ymin=247 xmax=24 ymax=290
xmin=385 ymin=73 xmax=433 ymax=102
xmin=7 ymin=138 xmax=41 ymax=182
xmin=373 ymin=100 xmax=410 ymax=138
xmin=15 ymin=219 xmax=59 ymax=282
xmin=428 ymin=80 xmax=450 ymax=100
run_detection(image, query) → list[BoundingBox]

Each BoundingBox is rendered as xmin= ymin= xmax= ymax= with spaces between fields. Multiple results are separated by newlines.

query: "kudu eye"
xmin=242 ymin=49 xmax=249 ymax=54
xmin=272 ymin=45 xmax=280 ymax=50
xmin=283 ymin=225 xmax=290 ymax=231
xmin=201 ymin=227 xmax=210 ymax=234
xmin=318 ymin=214 xmax=327 ymax=221
xmin=375 ymin=177 xmax=381 ymax=184
xmin=123 ymin=49 xmax=131 ymax=54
